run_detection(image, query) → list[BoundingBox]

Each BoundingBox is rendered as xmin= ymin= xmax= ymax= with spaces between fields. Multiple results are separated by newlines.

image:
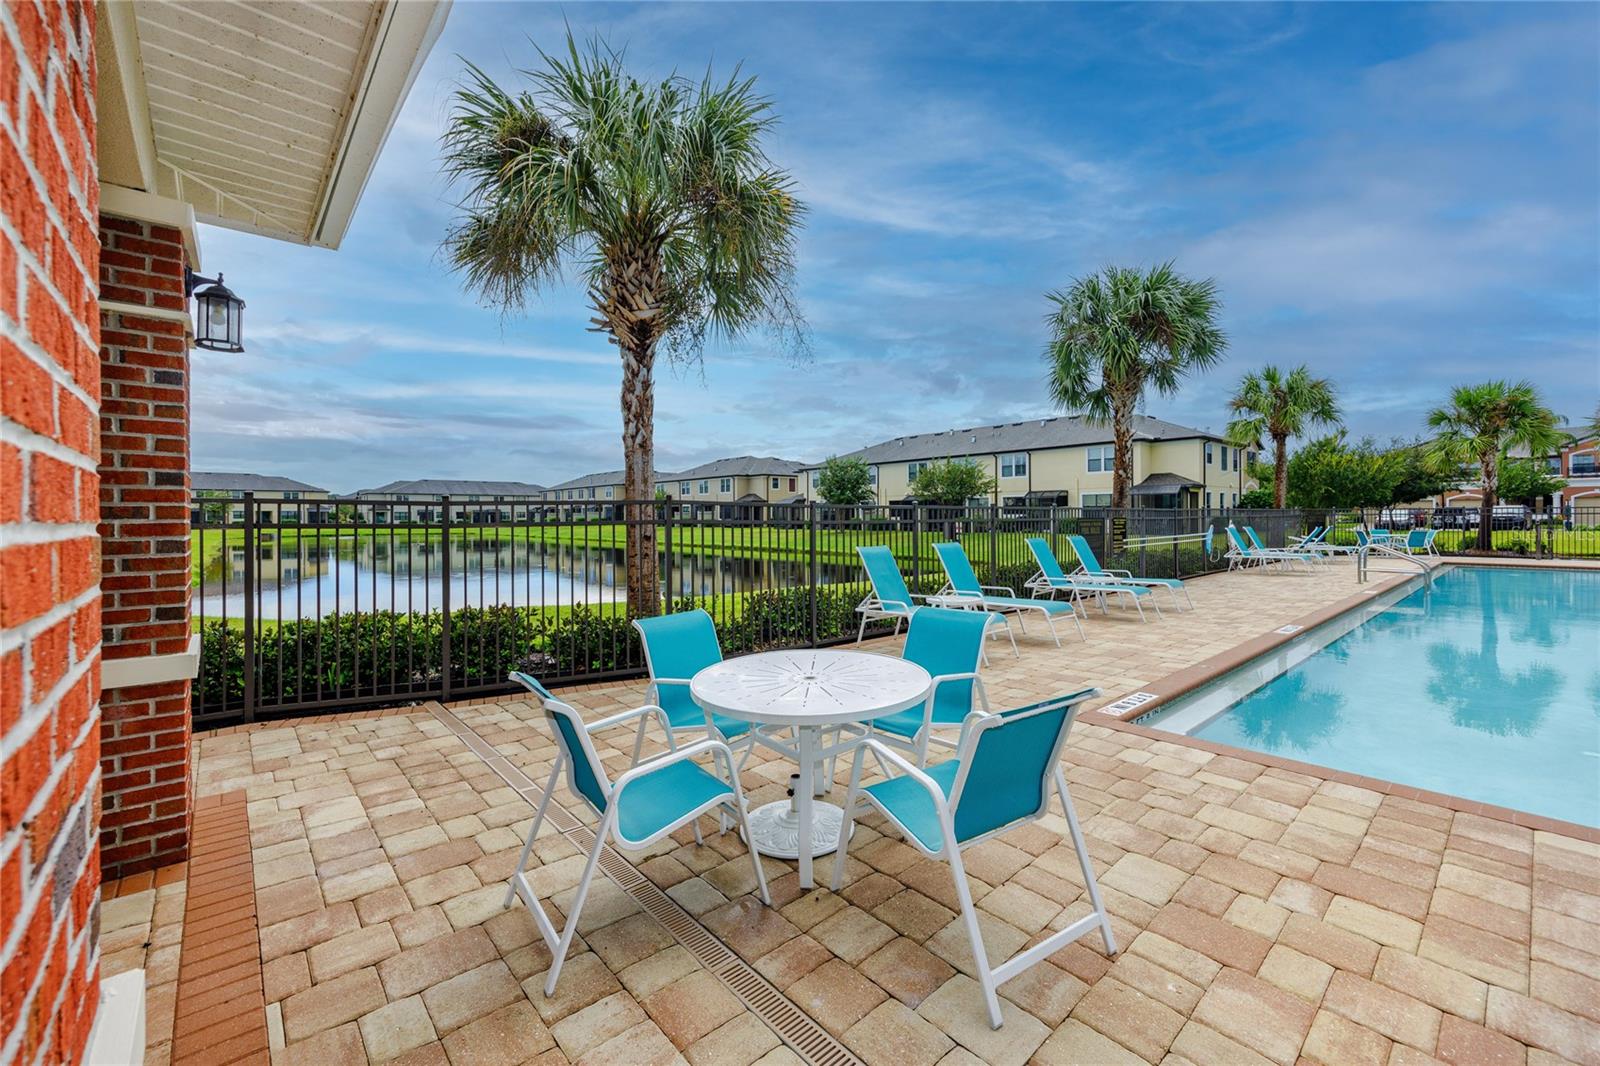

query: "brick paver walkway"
xmin=109 ymin=561 xmax=1600 ymax=1066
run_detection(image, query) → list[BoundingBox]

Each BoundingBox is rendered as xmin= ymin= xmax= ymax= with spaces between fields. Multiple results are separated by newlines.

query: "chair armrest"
xmin=653 ymin=677 xmax=694 ymax=689
xmin=611 ymin=737 xmax=735 ymax=794
xmin=587 ymin=703 xmax=666 ymax=734
xmin=1102 ymin=568 xmax=1135 ymax=578
xmin=980 ymin=584 xmax=1016 ymax=596
xmin=858 ymin=739 xmax=948 ymax=802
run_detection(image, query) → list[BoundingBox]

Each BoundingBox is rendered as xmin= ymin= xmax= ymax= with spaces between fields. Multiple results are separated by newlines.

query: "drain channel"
xmin=428 ymin=702 xmax=863 ymax=1066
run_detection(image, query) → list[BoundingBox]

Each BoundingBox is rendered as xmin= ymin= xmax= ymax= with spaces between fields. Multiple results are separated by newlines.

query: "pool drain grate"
xmin=428 ymin=702 xmax=863 ymax=1066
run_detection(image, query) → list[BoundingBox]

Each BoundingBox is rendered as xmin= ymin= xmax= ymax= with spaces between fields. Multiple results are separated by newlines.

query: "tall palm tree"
xmin=441 ymin=39 xmax=805 ymax=616
xmin=1224 ymin=365 xmax=1341 ymax=508
xmin=1426 ymin=381 xmax=1562 ymax=551
xmin=1045 ymin=264 xmax=1226 ymax=508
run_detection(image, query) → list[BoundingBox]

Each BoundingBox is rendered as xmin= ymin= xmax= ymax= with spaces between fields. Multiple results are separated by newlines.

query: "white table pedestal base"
xmin=743 ymin=800 xmax=854 ymax=860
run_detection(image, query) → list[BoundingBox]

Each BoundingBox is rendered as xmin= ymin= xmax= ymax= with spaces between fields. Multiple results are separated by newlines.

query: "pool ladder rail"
xmin=1356 ymin=541 xmax=1434 ymax=590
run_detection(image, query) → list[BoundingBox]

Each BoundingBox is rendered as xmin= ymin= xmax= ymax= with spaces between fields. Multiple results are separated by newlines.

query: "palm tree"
xmin=1045 ymin=264 xmax=1226 ymax=508
xmin=441 ymin=39 xmax=805 ymax=616
xmin=1426 ymin=381 xmax=1562 ymax=551
xmin=1224 ymin=365 xmax=1341 ymax=508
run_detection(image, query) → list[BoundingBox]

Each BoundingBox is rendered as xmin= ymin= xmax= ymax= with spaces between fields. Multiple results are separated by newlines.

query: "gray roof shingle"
xmin=811 ymin=414 xmax=1218 ymax=467
xmin=191 ymin=471 xmax=328 ymax=493
xmin=355 ymin=479 xmax=546 ymax=497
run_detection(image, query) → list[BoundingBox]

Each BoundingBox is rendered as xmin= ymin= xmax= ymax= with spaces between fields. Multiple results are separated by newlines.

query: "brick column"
xmin=96 ymin=217 xmax=193 ymax=879
xmin=0 ymin=2 xmax=103 ymax=1063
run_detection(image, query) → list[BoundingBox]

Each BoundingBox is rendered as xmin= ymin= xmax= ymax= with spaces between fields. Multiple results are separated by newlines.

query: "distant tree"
xmin=441 ymin=36 xmax=806 ymax=617
xmin=1236 ymin=486 xmax=1275 ymax=508
xmin=1285 ymin=434 xmax=1400 ymax=510
xmin=1387 ymin=439 xmax=1455 ymax=505
xmin=1427 ymin=381 xmax=1563 ymax=550
xmin=1225 ymin=365 xmax=1341 ymax=508
xmin=334 ymin=503 xmax=358 ymax=523
xmin=1497 ymin=458 xmax=1565 ymax=505
xmin=815 ymin=456 xmax=875 ymax=506
xmin=1045 ymin=263 xmax=1226 ymax=508
xmin=909 ymin=460 xmax=996 ymax=505
xmin=196 ymin=489 xmax=230 ymax=524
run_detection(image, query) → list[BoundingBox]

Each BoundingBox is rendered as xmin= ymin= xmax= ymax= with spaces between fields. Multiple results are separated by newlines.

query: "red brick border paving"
xmin=168 ymin=791 xmax=270 ymax=1066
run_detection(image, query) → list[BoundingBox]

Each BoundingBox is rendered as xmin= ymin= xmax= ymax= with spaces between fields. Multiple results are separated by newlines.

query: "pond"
xmin=192 ymin=533 xmax=861 ymax=622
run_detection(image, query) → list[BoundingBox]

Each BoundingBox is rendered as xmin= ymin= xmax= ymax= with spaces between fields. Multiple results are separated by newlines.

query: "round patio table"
xmin=691 ymin=648 xmax=931 ymax=889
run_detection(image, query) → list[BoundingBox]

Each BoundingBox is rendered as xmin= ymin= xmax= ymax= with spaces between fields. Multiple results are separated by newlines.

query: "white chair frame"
xmin=505 ymin=690 xmax=770 ymax=994
xmin=833 ymin=697 xmax=1118 ymax=1029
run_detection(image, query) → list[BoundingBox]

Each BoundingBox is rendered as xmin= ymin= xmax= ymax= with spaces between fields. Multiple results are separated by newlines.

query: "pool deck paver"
xmin=99 ymin=558 xmax=1600 ymax=1066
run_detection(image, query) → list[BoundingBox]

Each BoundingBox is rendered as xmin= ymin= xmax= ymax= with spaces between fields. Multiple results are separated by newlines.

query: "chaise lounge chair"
xmin=855 ymin=545 xmax=1017 ymax=656
xmin=1063 ymin=533 xmax=1192 ymax=610
xmin=1022 ymin=536 xmax=1161 ymax=620
xmin=931 ymin=541 xmax=1084 ymax=645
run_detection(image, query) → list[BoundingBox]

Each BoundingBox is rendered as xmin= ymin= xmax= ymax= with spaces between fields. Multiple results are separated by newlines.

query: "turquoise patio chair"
xmin=1399 ymin=528 xmax=1439 ymax=556
xmin=504 ymin=672 xmax=769 ymax=994
xmin=634 ymin=609 xmax=760 ymax=768
xmin=931 ymin=541 xmax=1083 ymax=645
xmin=856 ymin=545 xmax=1017 ymax=657
xmin=1059 ymin=534 xmax=1188 ymax=612
xmin=867 ymin=607 xmax=995 ymax=765
xmin=1225 ymin=525 xmax=1301 ymax=572
xmin=832 ymin=690 xmax=1116 ymax=1029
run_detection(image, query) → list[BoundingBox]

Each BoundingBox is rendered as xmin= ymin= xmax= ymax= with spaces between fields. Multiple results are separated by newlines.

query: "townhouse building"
xmin=807 ymin=414 xmax=1254 ymax=509
xmin=350 ymin=479 xmax=547 ymax=522
xmin=190 ymin=471 xmax=334 ymax=524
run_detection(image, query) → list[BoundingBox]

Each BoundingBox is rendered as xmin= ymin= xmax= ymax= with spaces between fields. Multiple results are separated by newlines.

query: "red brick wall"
xmin=0 ymin=2 xmax=103 ymax=1064
xmin=97 ymin=217 xmax=193 ymax=879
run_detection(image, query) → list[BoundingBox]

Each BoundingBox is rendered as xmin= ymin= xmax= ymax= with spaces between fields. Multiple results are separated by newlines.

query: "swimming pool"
xmin=1145 ymin=566 xmax=1600 ymax=827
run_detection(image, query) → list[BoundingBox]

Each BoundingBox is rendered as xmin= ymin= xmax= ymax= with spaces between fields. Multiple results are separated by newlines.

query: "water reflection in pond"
xmin=193 ymin=533 xmax=858 ymax=621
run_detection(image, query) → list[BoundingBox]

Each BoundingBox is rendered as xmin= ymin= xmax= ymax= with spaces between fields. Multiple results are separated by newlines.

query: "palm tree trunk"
xmin=595 ymin=244 xmax=666 ymax=618
xmin=1273 ymin=434 xmax=1289 ymax=509
xmin=1477 ymin=451 xmax=1496 ymax=552
xmin=620 ymin=342 xmax=659 ymax=617
xmin=1110 ymin=392 xmax=1137 ymax=509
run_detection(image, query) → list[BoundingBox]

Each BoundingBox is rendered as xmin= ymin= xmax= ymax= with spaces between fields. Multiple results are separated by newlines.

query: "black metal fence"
xmin=193 ymin=498 xmax=1314 ymax=726
xmin=191 ymin=496 xmax=1598 ymax=726
xmin=1321 ymin=506 xmax=1600 ymax=558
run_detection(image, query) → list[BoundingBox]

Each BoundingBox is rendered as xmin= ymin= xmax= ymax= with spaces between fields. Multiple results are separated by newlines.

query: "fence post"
xmin=808 ymin=503 xmax=820 ymax=646
xmin=989 ymin=504 xmax=999 ymax=585
xmin=911 ymin=505 xmax=922 ymax=586
xmin=242 ymin=493 xmax=256 ymax=723
xmin=662 ymin=501 xmax=674 ymax=612
xmin=440 ymin=495 xmax=452 ymax=704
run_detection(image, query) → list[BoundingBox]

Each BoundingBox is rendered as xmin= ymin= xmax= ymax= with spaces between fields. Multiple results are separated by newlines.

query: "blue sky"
xmin=193 ymin=1 xmax=1599 ymax=494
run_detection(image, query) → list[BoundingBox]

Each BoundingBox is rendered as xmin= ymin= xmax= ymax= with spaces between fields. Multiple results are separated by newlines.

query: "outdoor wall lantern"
xmin=185 ymin=268 xmax=245 ymax=352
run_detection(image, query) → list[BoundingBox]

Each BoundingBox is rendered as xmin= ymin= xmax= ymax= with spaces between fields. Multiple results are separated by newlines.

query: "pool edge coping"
xmin=1085 ymin=558 xmax=1600 ymax=845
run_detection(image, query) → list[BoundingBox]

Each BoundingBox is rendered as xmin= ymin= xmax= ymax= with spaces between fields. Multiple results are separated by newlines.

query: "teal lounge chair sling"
xmin=833 ymin=690 xmax=1117 ymax=1029
xmin=931 ymin=541 xmax=1083 ymax=645
xmin=504 ymin=673 xmax=769 ymax=994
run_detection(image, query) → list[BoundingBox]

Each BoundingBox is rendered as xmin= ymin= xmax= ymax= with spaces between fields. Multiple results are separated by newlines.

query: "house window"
xmin=908 ymin=461 xmax=929 ymax=479
xmin=788 ymin=478 xmax=797 ymax=491
xmin=1572 ymin=454 xmax=1597 ymax=476
xmin=999 ymin=452 xmax=1028 ymax=478
xmin=1232 ymin=492 xmax=1238 ymax=505
xmin=771 ymin=477 xmax=780 ymax=489
xmin=282 ymin=490 xmax=301 ymax=500
xmin=1220 ymin=447 xmax=1228 ymax=472
xmin=868 ymin=466 xmax=878 ymax=486
xmin=698 ymin=480 xmax=709 ymax=495
xmin=1205 ymin=442 xmax=1215 ymax=465
xmin=1086 ymin=446 xmax=1114 ymax=472
xmin=1233 ymin=448 xmax=1241 ymax=469
xmin=1206 ymin=491 xmax=1212 ymax=508
xmin=588 ymin=488 xmax=596 ymax=499
xmin=603 ymin=487 xmax=613 ymax=499
xmin=809 ymin=471 xmax=819 ymax=487
xmin=721 ymin=477 xmax=732 ymax=493
xmin=1082 ymin=493 xmax=1112 ymax=507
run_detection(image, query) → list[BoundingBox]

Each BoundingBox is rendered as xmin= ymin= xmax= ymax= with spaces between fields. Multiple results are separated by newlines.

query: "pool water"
xmin=1181 ymin=567 xmax=1600 ymax=827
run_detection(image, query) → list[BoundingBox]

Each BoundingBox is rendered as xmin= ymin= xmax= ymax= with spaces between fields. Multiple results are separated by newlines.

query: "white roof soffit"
xmin=97 ymin=1 xmax=450 ymax=250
